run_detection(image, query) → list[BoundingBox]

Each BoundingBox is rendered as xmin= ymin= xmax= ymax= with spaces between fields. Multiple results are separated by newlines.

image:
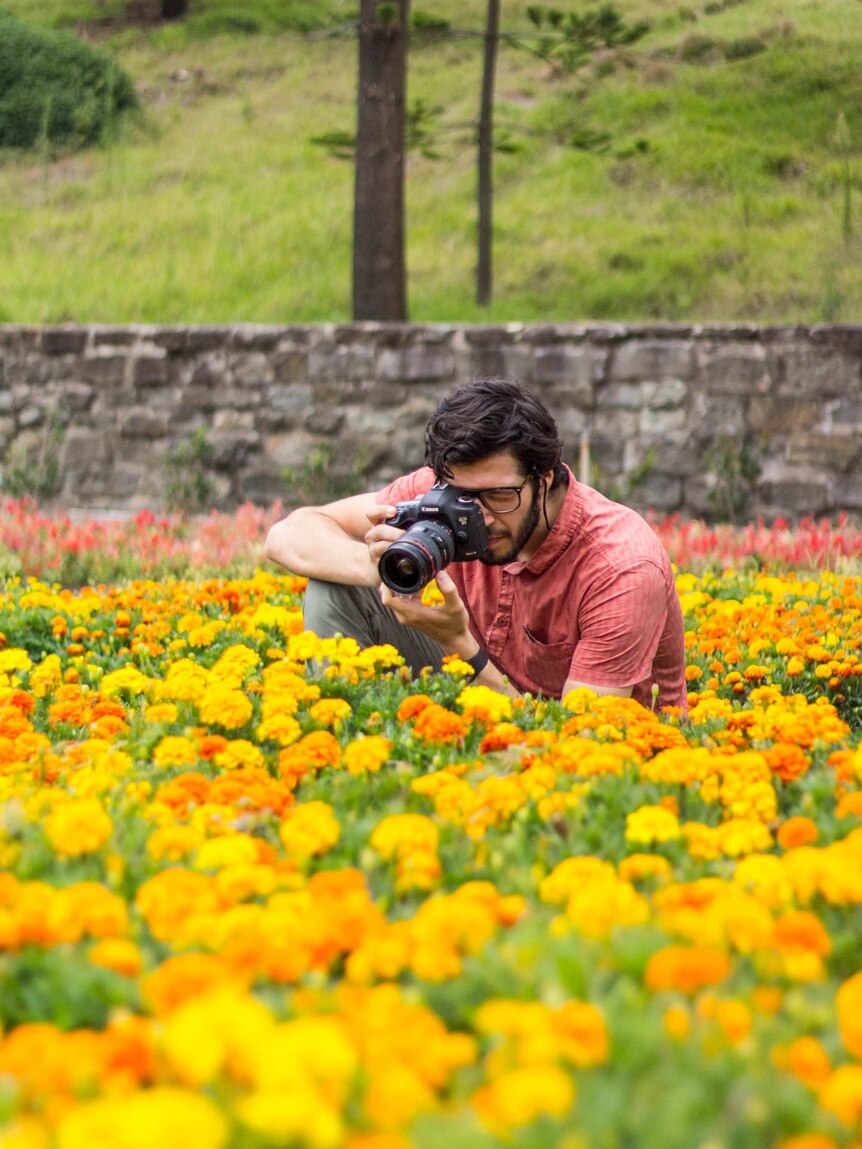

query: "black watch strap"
xmin=465 ymin=647 xmax=490 ymax=679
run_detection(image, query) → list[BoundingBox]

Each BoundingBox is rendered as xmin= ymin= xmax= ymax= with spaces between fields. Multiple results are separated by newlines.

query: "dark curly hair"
xmin=424 ymin=378 xmax=566 ymax=488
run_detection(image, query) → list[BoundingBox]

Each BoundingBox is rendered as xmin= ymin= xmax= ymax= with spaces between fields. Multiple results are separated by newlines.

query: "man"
xmin=264 ymin=378 xmax=687 ymax=711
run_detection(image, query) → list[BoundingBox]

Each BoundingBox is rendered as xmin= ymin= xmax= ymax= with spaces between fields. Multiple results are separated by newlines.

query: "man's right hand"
xmin=364 ymin=505 xmax=405 ymax=575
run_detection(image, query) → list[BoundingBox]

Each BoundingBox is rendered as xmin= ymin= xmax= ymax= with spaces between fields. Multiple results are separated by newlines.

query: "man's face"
xmin=445 ymin=450 xmax=544 ymax=565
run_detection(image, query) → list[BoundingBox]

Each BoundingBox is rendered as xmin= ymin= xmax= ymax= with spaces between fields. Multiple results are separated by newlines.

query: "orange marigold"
xmin=644 ymin=944 xmax=731 ymax=995
xmin=412 ymin=703 xmax=468 ymax=745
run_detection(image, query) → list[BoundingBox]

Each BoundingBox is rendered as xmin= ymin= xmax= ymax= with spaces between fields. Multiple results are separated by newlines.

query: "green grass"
xmin=0 ymin=0 xmax=861 ymax=322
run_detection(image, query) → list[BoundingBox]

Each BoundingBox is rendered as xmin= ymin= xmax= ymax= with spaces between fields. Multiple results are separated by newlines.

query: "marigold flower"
xmin=343 ymin=735 xmax=392 ymax=776
xmin=457 ymin=684 xmax=513 ymax=725
xmin=412 ymin=702 xmax=468 ymax=745
xmin=153 ymin=735 xmax=199 ymax=770
xmin=280 ymin=801 xmax=341 ymax=860
xmin=645 ymin=944 xmax=731 ymax=995
xmin=777 ymin=816 xmax=819 ymax=850
xmin=44 ymin=797 xmax=113 ymax=858
xmin=625 ymin=804 xmax=681 ymax=845
xmin=55 ymin=1087 xmax=228 ymax=1149
xmin=197 ymin=685 xmax=253 ymax=730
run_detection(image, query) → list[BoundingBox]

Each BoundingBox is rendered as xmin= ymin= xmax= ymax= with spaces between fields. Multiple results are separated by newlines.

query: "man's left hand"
xmin=380 ymin=569 xmax=474 ymax=655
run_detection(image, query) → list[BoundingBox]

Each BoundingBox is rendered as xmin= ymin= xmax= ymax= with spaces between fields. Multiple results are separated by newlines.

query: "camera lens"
xmin=379 ymin=521 xmax=456 ymax=594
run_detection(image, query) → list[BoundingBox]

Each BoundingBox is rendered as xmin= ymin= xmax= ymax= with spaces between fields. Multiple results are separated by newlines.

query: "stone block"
xmin=213 ymin=410 xmax=255 ymax=431
xmin=63 ymin=429 xmax=113 ymax=468
xmin=231 ymin=327 xmax=282 ymax=351
xmin=749 ymin=396 xmax=820 ymax=434
xmin=630 ymin=472 xmax=683 ymax=512
xmin=691 ymin=394 xmax=747 ymax=439
xmin=59 ymin=383 xmax=95 ymax=414
xmin=82 ymin=355 xmax=128 ymax=386
xmin=777 ymin=348 xmax=861 ymax=397
xmin=595 ymin=382 xmax=641 ymax=410
xmin=42 ymin=328 xmax=87 ymax=355
xmin=132 ymin=357 xmax=169 ymax=387
xmin=92 ymin=327 xmax=137 ymax=347
xmin=0 ymin=417 xmax=15 ymax=451
xmin=18 ymin=406 xmax=45 ymax=429
xmin=309 ymin=343 xmax=376 ymax=382
xmin=208 ymin=430 xmax=260 ymax=470
xmin=532 ymin=345 xmax=607 ymax=390
xmin=305 ymin=409 xmax=346 ymax=436
xmin=611 ymin=340 xmax=694 ymax=381
xmin=784 ymin=433 xmax=859 ymax=472
xmin=756 ymin=466 xmax=832 ymax=516
xmin=378 ymin=345 xmax=456 ymax=383
xmin=833 ymin=474 xmax=862 ymax=511
xmin=642 ymin=378 xmax=688 ymax=409
xmin=231 ymin=352 xmax=272 ymax=387
xmin=239 ymin=466 xmax=289 ymax=507
xmin=273 ymin=349 xmax=308 ymax=383
xmin=119 ymin=408 xmax=169 ymax=438
xmin=700 ymin=347 xmax=770 ymax=394
xmin=640 ymin=407 xmax=688 ymax=436
xmin=829 ymin=398 xmax=862 ymax=428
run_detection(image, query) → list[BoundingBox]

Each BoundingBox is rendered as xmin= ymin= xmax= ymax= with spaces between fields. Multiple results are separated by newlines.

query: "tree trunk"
xmin=161 ymin=0 xmax=189 ymax=19
xmin=353 ymin=0 xmax=409 ymax=321
xmin=476 ymin=0 xmax=500 ymax=307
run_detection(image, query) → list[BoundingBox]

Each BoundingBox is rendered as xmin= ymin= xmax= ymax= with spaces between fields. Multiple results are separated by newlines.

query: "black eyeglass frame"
xmin=454 ymin=475 xmax=536 ymax=514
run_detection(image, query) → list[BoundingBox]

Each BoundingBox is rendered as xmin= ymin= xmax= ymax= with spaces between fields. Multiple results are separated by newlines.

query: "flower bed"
xmin=0 ymin=559 xmax=862 ymax=1146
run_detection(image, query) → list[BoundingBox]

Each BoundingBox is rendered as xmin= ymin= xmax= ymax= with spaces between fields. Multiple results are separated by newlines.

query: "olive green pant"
xmin=302 ymin=579 xmax=445 ymax=677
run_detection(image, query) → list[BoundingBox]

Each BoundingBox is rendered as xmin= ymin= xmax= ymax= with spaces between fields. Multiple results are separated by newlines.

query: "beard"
xmin=480 ymin=481 xmax=542 ymax=566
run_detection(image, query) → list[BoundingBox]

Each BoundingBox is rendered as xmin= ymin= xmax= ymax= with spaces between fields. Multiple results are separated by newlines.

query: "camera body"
xmin=378 ymin=484 xmax=489 ymax=594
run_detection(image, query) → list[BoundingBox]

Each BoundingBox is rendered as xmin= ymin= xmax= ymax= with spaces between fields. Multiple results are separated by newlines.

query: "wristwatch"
xmin=465 ymin=647 xmax=490 ymax=679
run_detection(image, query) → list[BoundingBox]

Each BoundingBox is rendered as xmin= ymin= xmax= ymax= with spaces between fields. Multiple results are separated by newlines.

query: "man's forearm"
xmin=264 ymin=510 xmax=378 ymax=586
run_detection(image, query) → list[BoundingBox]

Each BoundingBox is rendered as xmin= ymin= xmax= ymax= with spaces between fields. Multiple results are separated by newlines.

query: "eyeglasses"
xmin=456 ymin=477 xmax=535 ymax=514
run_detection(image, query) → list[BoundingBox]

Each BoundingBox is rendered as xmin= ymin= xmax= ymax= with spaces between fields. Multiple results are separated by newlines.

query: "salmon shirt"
xmin=377 ymin=465 xmax=687 ymax=712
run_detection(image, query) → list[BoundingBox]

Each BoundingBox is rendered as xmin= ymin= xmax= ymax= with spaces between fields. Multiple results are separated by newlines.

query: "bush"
xmin=0 ymin=7 xmax=138 ymax=150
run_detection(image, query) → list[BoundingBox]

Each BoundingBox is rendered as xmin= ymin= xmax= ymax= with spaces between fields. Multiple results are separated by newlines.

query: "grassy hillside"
xmin=0 ymin=0 xmax=861 ymax=323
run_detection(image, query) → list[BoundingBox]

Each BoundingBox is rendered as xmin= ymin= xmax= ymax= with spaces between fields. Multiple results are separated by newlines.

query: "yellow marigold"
xmin=55 ymin=1087 xmax=228 ymax=1149
xmin=154 ymin=659 xmax=209 ymax=702
xmin=147 ymin=824 xmax=205 ymax=864
xmin=195 ymin=834 xmax=261 ymax=872
xmin=0 ymin=649 xmax=32 ymax=675
xmin=280 ymin=801 xmax=341 ymax=860
xmin=153 ymin=735 xmax=199 ymax=770
xmin=44 ymin=797 xmax=113 ymax=858
xmin=100 ymin=666 xmax=152 ymax=697
xmin=539 ymin=856 xmax=616 ymax=905
xmin=625 ymin=804 xmax=681 ymax=845
xmin=663 ymin=1004 xmax=690 ymax=1041
xmin=473 ymin=1064 xmax=575 ymax=1131
xmin=457 ymin=684 xmax=513 ymax=725
xmin=370 ymin=814 xmax=439 ymax=861
xmin=145 ymin=702 xmax=179 ymax=723
xmin=343 ymin=735 xmax=392 ymax=776
xmin=198 ymin=685 xmax=253 ymax=730
xmin=309 ymin=698 xmax=352 ymax=728
xmin=213 ymin=738 xmax=265 ymax=771
xmin=161 ymin=989 xmax=276 ymax=1086
xmin=618 ymin=853 xmax=673 ymax=883
xmin=818 ymin=1064 xmax=862 ymax=1126
xmin=236 ymin=1091 xmax=343 ymax=1149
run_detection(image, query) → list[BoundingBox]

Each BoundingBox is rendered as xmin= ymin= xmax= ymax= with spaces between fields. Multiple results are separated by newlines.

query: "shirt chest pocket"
xmin=522 ymin=626 xmax=574 ymax=696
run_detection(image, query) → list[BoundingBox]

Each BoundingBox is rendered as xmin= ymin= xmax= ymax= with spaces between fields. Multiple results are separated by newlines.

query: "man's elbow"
xmin=264 ymin=517 xmax=295 ymax=567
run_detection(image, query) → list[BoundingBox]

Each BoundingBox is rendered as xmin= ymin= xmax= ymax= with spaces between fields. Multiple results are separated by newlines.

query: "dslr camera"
xmin=378 ymin=484 xmax=489 ymax=595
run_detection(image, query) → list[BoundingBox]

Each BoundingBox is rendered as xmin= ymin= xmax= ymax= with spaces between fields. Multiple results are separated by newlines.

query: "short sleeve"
xmin=567 ymin=561 xmax=668 ymax=688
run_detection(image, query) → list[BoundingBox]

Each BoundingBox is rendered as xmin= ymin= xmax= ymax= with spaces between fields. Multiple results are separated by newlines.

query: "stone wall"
xmin=1 ymin=322 xmax=861 ymax=522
